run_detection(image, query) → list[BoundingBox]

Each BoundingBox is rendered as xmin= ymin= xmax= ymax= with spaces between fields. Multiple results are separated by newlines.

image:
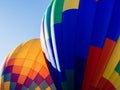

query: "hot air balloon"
xmin=0 ymin=39 xmax=56 ymax=90
xmin=40 ymin=0 xmax=120 ymax=90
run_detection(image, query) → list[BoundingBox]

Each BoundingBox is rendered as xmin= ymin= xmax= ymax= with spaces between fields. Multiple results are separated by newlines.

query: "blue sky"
xmin=0 ymin=0 xmax=49 ymax=66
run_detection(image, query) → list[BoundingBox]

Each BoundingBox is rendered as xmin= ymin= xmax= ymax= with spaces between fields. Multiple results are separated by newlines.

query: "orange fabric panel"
xmin=6 ymin=59 xmax=15 ymax=67
xmin=28 ymin=69 xmax=38 ymax=80
xmin=14 ymin=59 xmax=25 ymax=66
xmin=35 ymin=87 xmax=41 ymax=90
xmin=39 ymin=66 xmax=49 ymax=79
xmin=12 ymin=66 xmax=22 ymax=74
xmin=18 ymin=75 xmax=27 ymax=84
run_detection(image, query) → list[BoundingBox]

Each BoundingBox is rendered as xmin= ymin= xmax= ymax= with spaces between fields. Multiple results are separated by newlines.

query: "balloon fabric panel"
xmin=63 ymin=0 xmax=79 ymax=11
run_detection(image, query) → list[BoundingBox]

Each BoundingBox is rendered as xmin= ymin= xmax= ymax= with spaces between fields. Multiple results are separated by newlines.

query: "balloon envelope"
xmin=40 ymin=0 xmax=120 ymax=90
xmin=0 ymin=39 xmax=56 ymax=90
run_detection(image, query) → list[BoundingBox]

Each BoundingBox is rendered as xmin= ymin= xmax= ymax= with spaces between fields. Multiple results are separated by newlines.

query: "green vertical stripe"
xmin=115 ymin=61 xmax=120 ymax=75
xmin=44 ymin=0 xmax=54 ymax=38
xmin=61 ymin=82 xmax=67 ymax=90
xmin=65 ymin=70 xmax=74 ymax=90
xmin=51 ymin=0 xmax=64 ymax=24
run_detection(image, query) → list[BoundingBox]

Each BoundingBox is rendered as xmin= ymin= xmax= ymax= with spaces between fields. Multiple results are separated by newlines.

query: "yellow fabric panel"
xmin=25 ymin=39 xmax=41 ymax=60
xmin=35 ymin=87 xmax=41 ymax=90
xmin=0 ymin=76 xmax=4 ymax=83
xmin=103 ymin=36 xmax=120 ymax=79
xmin=4 ymin=82 xmax=10 ymax=90
xmin=115 ymin=75 xmax=120 ymax=89
xmin=0 ymin=76 xmax=4 ymax=90
xmin=23 ymin=60 xmax=34 ymax=68
xmin=20 ymin=67 xmax=30 ymax=76
xmin=108 ymin=71 xmax=119 ymax=89
xmin=109 ymin=70 xmax=120 ymax=89
xmin=117 ymin=84 xmax=120 ymax=90
xmin=36 ymin=52 xmax=48 ymax=68
xmin=63 ymin=0 xmax=80 ymax=12
xmin=5 ymin=43 xmax=23 ymax=67
xmin=8 ymin=44 xmax=23 ymax=59
xmin=31 ymin=62 xmax=42 ymax=72
xmin=15 ymin=40 xmax=33 ymax=59
xmin=45 ymin=86 xmax=51 ymax=90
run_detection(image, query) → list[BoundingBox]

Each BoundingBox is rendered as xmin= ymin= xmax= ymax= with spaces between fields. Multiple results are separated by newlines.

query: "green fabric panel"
xmin=44 ymin=0 xmax=54 ymax=38
xmin=65 ymin=70 xmax=74 ymax=90
xmin=51 ymin=0 xmax=64 ymax=24
xmin=61 ymin=82 xmax=67 ymax=90
xmin=115 ymin=61 xmax=120 ymax=75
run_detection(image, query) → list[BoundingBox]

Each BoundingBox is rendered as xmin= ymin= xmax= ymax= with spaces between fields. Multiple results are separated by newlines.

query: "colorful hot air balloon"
xmin=0 ymin=39 xmax=56 ymax=90
xmin=40 ymin=0 xmax=120 ymax=90
xmin=1 ymin=0 xmax=120 ymax=90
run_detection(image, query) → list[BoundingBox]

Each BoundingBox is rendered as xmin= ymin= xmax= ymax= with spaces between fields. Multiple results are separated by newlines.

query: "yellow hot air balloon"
xmin=0 ymin=39 xmax=56 ymax=90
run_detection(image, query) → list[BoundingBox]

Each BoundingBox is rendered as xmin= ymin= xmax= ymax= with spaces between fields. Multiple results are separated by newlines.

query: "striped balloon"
xmin=40 ymin=0 xmax=120 ymax=90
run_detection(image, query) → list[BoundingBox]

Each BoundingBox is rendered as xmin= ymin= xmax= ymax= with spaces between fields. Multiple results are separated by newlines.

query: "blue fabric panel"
xmin=62 ymin=9 xmax=78 ymax=90
xmin=48 ymin=60 xmax=63 ymax=90
xmin=62 ymin=9 xmax=78 ymax=69
xmin=29 ymin=81 xmax=37 ymax=90
xmin=53 ymin=23 xmax=66 ymax=81
xmin=46 ymin=38 xmax=56 ymax=67
xmin=74 ymin=57 xmax=86 ymax=90
xmin=10 ymin=82 xmax=17 ymax=90
xmin=107 ymin=0 xmax=120 ymax=41
xmin=4 ymin=73 xmax=11 ymax=82
xmin=21 ymin=86 xmax=27 ymax=90
xmin=76 ymin=0 xmax=97 ymax=58
xmin=91 ymin=0 xmax=114 ymax=48
xmin=75 ymin=0 xmax=98 ymax=89
xmin=47 ymin=23 xmax=66 ymax=90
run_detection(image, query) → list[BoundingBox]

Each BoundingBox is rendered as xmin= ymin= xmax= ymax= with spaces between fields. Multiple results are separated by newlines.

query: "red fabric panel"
xmin=89 ymin=86 xmax=100 ymax=90
xmin=90 ymin=38 xmax=115 ymax=88
xmin=82 ymin=46 xmax=102 ymax=90
xmin=96 ymin=77 xmax=106 ymax=89
xmin=101 ymin=77 xmax=115 ymax=90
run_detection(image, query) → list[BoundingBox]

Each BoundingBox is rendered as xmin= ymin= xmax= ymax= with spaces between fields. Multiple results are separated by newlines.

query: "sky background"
xmin=0 ymin=0 xmax=49 ymax=66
